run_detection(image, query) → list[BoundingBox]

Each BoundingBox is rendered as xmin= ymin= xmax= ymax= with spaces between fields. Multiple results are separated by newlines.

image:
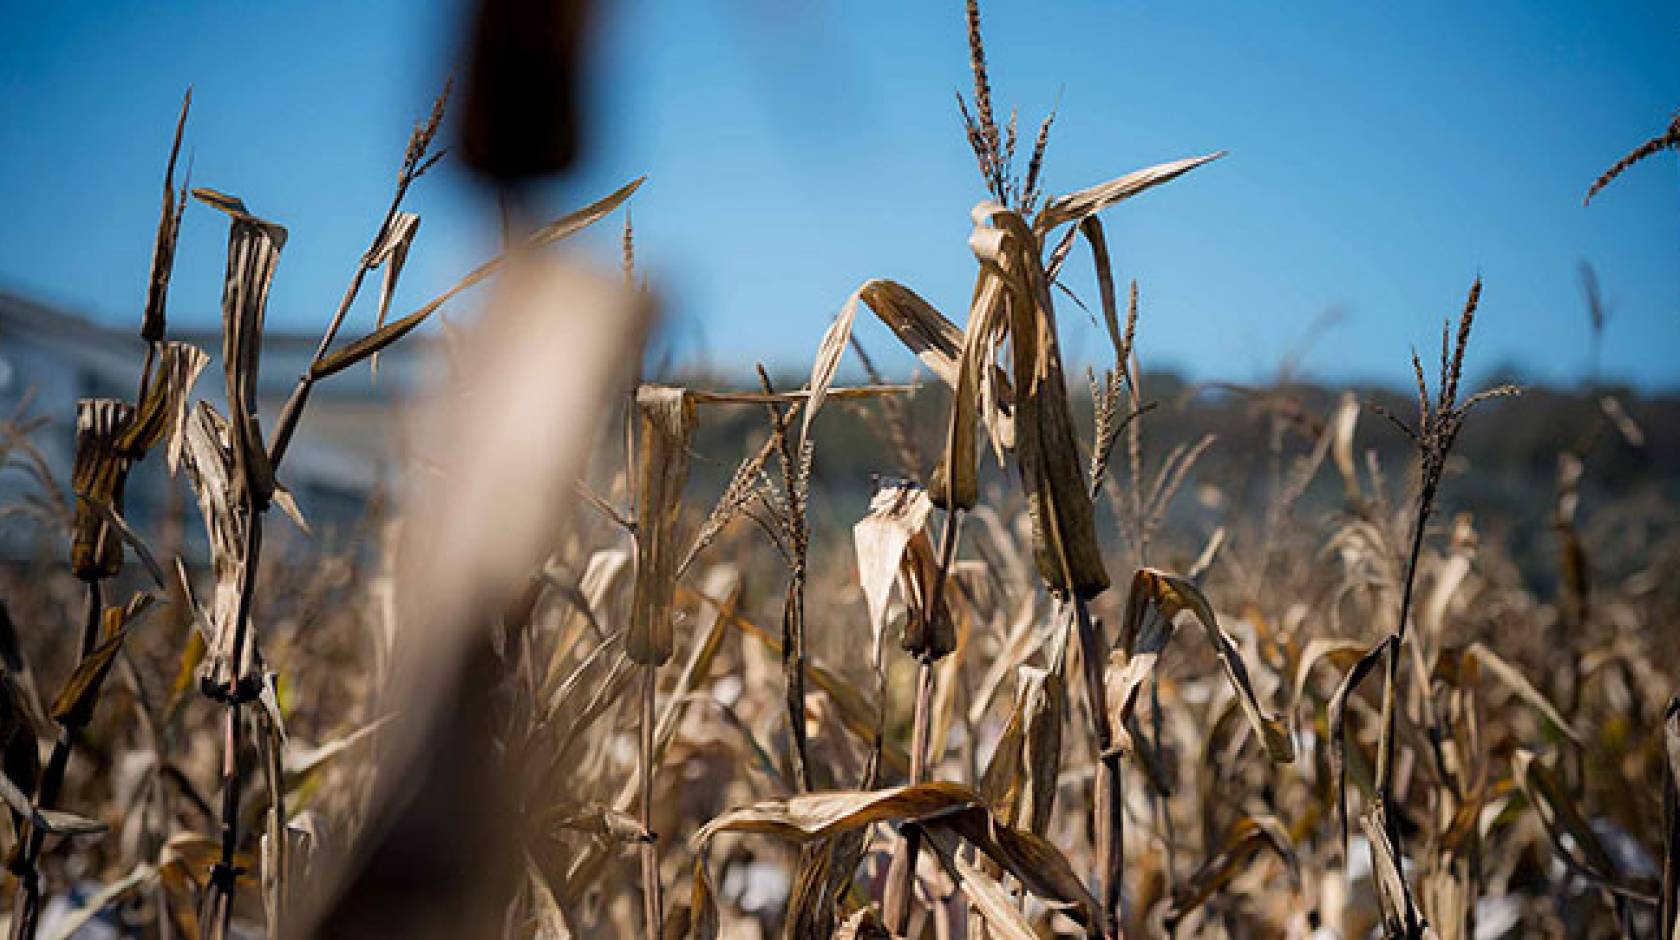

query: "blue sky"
xmin=1 ymin=1 xmax=1676 ymax=390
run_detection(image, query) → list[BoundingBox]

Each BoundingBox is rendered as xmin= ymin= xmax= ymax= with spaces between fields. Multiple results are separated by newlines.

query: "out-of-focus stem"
xmin=638 ymin=666 xmax=662 ymax=940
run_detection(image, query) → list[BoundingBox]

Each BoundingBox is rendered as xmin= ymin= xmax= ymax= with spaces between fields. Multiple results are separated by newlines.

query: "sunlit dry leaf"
xmin=368 ymin=210 xmax=421 ymax=377
xmin=1035 ymin=151 xmax=1225 ymax=235
xmin=1112 ymin=568 xmax=1293 ymax=762
xmin=311 ymin=177 xmax=646 ymax=381
xmin=853 ymin=478 xmax=935 ymax=663
xmin=971 ymin=205 xmax=1107 ymax=596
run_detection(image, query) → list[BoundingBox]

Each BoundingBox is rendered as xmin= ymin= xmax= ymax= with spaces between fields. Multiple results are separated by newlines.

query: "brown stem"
xmin=7 ymin=581 xmax=105 ymax=940
xmin=201 ymin=508 xmax=264 ymax=939
xmin=1072 ymin=594 xmax=1122 ymax=939
xmin=883 ymin=658 xmax=935 ymax=936
xmin=637 ymin=666 xmax=662 ymax=940
xmin=883 ymin=509 xmax=961 ymax=935
xmin=1373 ymin=495 xmax=1432 ymax=940
xmin=268 ymin=181 xmax=410 ymax=468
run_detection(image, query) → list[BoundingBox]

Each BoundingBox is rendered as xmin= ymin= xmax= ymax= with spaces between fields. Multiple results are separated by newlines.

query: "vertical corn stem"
xmin=1375 ymin=496 xmax=1430 ymax=851
xmin=884 ymin=508 xmax=960 ymax=935
xmin=6 ymin=582 xmax=106 ymax=940
xmin=203 ymin=508 xmax=264 ymax=940
xmin=638 ymin=667 xmax=662 ymax=940
xmin=1071 ymin=593 xmax=1122 ymax=938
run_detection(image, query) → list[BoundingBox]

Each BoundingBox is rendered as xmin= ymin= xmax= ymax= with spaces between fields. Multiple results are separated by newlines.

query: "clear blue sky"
xmin=2 ymin=1 xmax=1676 ymax=390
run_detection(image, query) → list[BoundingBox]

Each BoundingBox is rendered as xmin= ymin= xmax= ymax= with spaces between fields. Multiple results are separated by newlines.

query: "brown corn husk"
xmin=70 ymin=399 xmax=137 ymax=581
xmin=194 ymin=187 xmax=287 ymax=508
xmin=627 ymin=385 xmax=696 ymax=666
xmin=853 ymin=478 xmax=935 ymax=664
xmin=853 ymin=479 xmax=956 ymax=661
xmin=978 ymin=665 xmax=1063 ymax=836
xmin=971 ymin=205 xmax=1107 ymax=598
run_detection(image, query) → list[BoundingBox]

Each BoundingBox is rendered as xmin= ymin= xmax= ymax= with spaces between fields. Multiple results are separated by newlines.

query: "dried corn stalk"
xmin=970 ymin=205 xmax=1107 ymax=598
xmin=194 ymin=187 xmax=288 ymax=507
xmin=627 ymin=385 xmax=696 ymax=666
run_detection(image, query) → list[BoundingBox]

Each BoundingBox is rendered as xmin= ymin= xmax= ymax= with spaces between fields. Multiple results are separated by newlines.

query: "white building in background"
xmin=0 ymin=290 xmax=432 ymax=558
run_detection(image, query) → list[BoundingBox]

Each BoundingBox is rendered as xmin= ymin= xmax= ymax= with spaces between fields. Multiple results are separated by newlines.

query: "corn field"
xmin=0 ymin=2 xmax=1677 ymax=939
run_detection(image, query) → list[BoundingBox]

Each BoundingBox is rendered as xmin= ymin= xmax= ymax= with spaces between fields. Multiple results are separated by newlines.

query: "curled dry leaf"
xmin=693 ymin=781 xmax=1102 ymax=936
xmin=368 ymin=210 xmax=421 ymax=376
xmin=1330 ymin=636 xmax=1393 ymax=864
xmin=1110 ymin=568 xmax=1294 ymax=762
xmin=1513 ymin=748 xmax=1656 ymax=903
xmin=1163 ymin=815 xmax=1300 ymax=932
xmin=195 ymin=186 xmax=287 ymax=506
xmin=971 ymin=205 xmax=1107 ymax=597
xmin=852 ymin=478 xmax=935 ymax=664
xmin=118 ymin=341 xmax=210 ymax=472
xmin=69 ymin=399 xmax=136 ymax=580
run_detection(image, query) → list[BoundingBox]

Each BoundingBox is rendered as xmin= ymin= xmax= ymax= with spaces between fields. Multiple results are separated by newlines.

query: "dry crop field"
xmin=1 ymin=3 xmax=1677 ymax=939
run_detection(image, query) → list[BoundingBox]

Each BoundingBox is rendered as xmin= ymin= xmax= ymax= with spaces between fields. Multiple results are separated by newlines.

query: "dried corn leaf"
xmin=971 ymin=206 xmax=1106 ymax=596
xmin=695 ymin=782 xmax=1101 ymax=935
xmin=1035 ymin=151 xmax=1225 ymax=235
xmin=525 ymin=852 xmax=573 ymax=940
xmin=50 ymin=622 xmax=127 ymax=729
xmin=0 ymin=767 xmax=106 ymax=836
xmin=1464 ymin=642 xmax=1581 ymax=746
xmin=1113 ymin=568 xmax=1293 ymax=761
xmin=1362 ymin=803 xmax=1423 ymax=938
xmin=1164 ymin=815 xmax=1300 ymax=932
xmin=118 ymin=341 xmax=210 ymax=467
xmin=41 ymin=863 xmax=157 ymax=940
xmin=1330 ymin=636 xmax=1393 ymax=863
xmin=311 ymin=177 xmax=645 ymax=381
xmin=368 ymin=210 xmax=421 ymax=377
xmin=802 ymin=279 xmax=964 ymax=448
xmin=195 ymin=187 xmax=287 ymax=505
xmin=627 ymin=385 xmax=696 ymax=666
xmin=142 ymin=89 xmax=191 ymax=341
xmin=1513 ymin=748 xmax=1652 ymax=901
xmin=70 ymin=399 xmax=135 ymax=580
xmin=833 ymin=907 xmax=889 ymax=940
xmin=1330 ymin=391 xmax=1362 ymax=502
xmin=979 ymin=665 xmax=1062 ymax=836
xmin=178 ymin=403 xmax=249 ymax=686
xmin=853 ymin=478 xmax=935 ymax=663
xmin=948 ymin=850 xmax=1039 ymax=940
